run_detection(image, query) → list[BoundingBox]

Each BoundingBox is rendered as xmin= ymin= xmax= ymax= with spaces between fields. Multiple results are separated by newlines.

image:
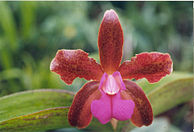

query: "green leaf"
xmin=0 ymin=89 xmax=74 ymax=122
xmin=0 ymin=107 xmax=70 ymax=132
xmin=137 ymin=72 xmax=193 ymax=115
xmin=0 ymin=89 xmax=113 ymax=132
xmin=148 ymin=75 xmax=193 ymax=116
xmin=0 ymin=72 xmax=193 ymax=132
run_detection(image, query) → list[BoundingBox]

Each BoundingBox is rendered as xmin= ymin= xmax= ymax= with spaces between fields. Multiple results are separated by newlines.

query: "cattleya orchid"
xmin=50 ymin=9 xmax=173 ymax=128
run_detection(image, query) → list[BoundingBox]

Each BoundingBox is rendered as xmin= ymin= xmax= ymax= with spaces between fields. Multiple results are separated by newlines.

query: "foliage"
xmin=0 ymin=2 xmax=192 ymax=96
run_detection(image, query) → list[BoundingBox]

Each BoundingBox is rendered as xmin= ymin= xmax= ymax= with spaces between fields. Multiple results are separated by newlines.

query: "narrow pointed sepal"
xmin=98 ymin=9 xmax=124 ymax=74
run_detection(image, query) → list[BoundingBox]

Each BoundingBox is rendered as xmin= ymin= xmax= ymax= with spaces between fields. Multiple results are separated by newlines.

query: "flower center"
xmin=104 ymin=74 xmax=119 ymax=95
xmin=99 ymin=71 xmax=126 ymax=95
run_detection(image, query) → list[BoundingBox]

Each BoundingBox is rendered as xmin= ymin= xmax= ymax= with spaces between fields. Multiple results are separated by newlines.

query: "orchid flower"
xmin=50 ymin=9 xmax=173 ymax=128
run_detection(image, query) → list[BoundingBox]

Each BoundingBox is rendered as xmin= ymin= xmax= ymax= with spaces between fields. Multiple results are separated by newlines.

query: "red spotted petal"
xmin=98 ymin=9 xmax=124 ymax=74
xmin=119 ymin=52 xmax=173 ymax=83
xmin=121 ymin=80 xmax=153 ymax=127
xmin=68 ymin=81 xmax=101 ymax=128
xmin=50 ymin=49 xmax=103 ymax=85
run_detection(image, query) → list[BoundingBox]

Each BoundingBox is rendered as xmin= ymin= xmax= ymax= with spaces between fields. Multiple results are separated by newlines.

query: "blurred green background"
xmin=0 ymin=1 xmax=193 ymax=132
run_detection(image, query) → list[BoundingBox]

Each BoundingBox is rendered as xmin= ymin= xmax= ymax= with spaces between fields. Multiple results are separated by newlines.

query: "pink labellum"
xmin=91 ymin=92 xmax=135 ymax=124
xmin=91 ymin=71 xmax=135 ymax=124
